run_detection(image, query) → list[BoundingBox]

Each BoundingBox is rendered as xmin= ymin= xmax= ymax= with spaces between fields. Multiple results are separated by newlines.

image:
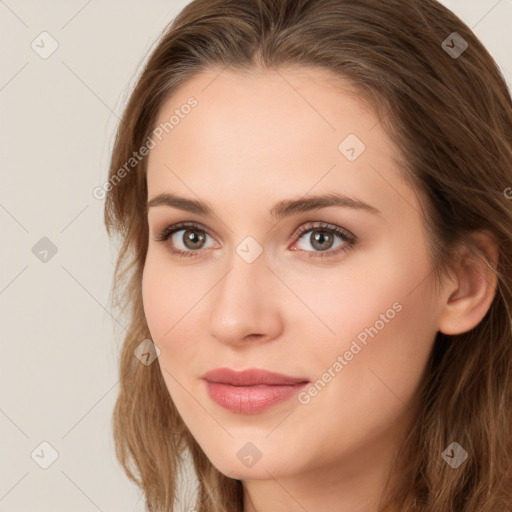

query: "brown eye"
xmin=154 ymin=222 xmax=216 ymax=258
xmin=293 ymin=222 xmax=355 ymax=259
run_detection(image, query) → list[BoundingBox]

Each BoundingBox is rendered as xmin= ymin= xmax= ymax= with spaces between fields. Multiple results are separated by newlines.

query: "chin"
xmin=201 ymin=444 xmax=297 ymax=481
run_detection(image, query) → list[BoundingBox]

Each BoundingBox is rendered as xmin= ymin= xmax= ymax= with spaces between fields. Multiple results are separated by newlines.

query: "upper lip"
xmin=201 ymin=368 xmax=309 ymax=386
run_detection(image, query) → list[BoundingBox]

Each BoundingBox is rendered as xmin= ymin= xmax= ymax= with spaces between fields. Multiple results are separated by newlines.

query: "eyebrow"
xmin=145 ymin=192 xmax=381 ymax=219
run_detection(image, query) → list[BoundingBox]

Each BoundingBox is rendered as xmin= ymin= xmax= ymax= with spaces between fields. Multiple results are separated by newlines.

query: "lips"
xmin=202 ymin=367 xmax=309 ymax=386
xmin=201 ymin=368 xmax=310 ymax=414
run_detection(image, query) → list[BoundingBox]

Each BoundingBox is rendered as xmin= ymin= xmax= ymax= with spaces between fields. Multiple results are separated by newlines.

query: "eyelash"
xmin=154 ymin=221 xmax=357 ymax=260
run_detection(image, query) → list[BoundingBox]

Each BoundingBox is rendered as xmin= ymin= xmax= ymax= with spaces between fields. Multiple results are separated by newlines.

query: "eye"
xmin=154 ymin=221 xmax=357 ymax=260
xmin=291 ymin=222 xmax=356 ymax=259
xmin=154 ymin=222 xmax=216 ymax=259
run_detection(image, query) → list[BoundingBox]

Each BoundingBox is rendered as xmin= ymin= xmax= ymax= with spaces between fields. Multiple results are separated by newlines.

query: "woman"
xmin=103 ymin=0 xmax=512 ymax=510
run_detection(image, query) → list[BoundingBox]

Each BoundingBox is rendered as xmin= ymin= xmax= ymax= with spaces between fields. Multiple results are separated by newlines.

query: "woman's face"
xmin=143 ymin=66 xmax=443 ymax=483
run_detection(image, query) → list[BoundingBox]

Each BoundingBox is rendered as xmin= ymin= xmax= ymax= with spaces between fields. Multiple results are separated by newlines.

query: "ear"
xmin=438 ymin=230 xmax=499 ymax=335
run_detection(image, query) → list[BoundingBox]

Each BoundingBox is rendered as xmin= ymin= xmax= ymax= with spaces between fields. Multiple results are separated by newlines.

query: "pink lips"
xmin=201 ymin=368 xmax=310 ymax=414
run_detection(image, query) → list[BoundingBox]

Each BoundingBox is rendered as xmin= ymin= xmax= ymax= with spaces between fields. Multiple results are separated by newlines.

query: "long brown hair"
xmin=103 ymin=1 xmax=512 ymax=510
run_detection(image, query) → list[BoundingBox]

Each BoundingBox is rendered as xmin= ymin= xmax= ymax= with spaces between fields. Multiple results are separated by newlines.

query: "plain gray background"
xmin=1 ymin=1 xmax=511 ymax=511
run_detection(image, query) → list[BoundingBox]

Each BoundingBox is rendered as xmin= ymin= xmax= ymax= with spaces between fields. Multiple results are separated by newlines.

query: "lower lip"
xmin=204 ymin=381 xmax=309 ymax=414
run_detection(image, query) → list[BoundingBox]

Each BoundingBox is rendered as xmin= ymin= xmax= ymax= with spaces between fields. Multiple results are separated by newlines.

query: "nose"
xmin=208 ymin=248 xmax=284 ymax=347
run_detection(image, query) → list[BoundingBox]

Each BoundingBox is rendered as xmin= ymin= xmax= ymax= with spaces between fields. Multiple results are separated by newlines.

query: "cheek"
xmin=141 ymin=250 xmax=193 ymax=340
xmin=275 ymin=254 xmax=419 ymax=351
xmin=142 ymin=259 xmax=168 ymax=341
xmin=141 ymin=251 xmax=206 ymax=374
xmin=299 ymin=242 xmax=438 ymax=402
xmin=289 ymin=283 xmax=437 ymax=469
xmin=314 ymin=276 xmax=437 ymax=429
xmin=142 ymin=257 xmax=197 ymax=411
xmin=323 ymin=239 xmax=434 ymax=337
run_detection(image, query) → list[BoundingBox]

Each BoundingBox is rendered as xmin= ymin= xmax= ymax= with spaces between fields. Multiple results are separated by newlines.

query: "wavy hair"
xmin=103 ymin=0 xmax=512 ymax=510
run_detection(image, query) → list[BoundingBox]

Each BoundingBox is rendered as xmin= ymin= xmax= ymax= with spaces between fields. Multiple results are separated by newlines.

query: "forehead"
xmin=146 ymin=65 xmax=417 ymax=221
xmin=150 ymin=65 xmax=378 ymax=153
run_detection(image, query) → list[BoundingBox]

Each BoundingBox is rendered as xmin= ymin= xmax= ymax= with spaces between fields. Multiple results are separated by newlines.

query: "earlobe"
xmin=438 ymin=230 xmax=499 ymax=336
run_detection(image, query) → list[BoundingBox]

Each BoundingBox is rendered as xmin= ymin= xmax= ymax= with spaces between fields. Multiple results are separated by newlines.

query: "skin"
xmin=142 ymin=65 xmax=498 ymax=512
